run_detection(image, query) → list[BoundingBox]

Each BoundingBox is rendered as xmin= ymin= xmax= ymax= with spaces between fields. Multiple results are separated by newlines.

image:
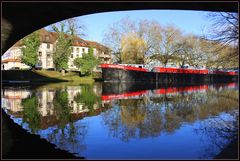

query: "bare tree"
xmin=103 ymin=18 xmax=162 ymax=64
xmin=206 ymin=12 xmax=238 ymax=48
xmin=150 ymin=25 xmax=182 ymax=67
xmin=203 ymin=12 xmax=238 ymax=68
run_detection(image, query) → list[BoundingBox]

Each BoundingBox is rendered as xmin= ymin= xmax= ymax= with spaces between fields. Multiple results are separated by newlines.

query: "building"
xmin=1 ymin=28 xmax=111 ymax=71
xmin=1 ymin=46 xmax=31 ymax=70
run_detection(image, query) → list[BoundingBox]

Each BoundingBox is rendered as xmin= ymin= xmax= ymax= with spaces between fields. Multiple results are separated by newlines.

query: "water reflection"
xmin=1 ymin=82 xmax=239 ymax=159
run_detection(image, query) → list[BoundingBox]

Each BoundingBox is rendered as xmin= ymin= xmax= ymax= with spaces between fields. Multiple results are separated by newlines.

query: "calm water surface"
xmin=2 ymin=82 xmax=239 ymax=159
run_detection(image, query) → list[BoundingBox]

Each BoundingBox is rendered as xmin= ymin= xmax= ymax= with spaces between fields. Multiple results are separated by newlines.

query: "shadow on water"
xmin=2 ymin=70 xmax=68 ymax=84
xmin=2 ymin=109 xmax=83 ymax=159
xmin=1 ymin=81 xmax=239 ymax=159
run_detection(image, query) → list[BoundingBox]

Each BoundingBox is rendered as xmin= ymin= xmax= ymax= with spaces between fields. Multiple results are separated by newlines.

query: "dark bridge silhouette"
xmin=2 ymin=1 xmax=238 ymax=53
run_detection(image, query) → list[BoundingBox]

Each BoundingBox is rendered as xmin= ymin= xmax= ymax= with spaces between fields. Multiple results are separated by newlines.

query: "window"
xmin=39 ymin=52 xmax=42 ymax=56
xmin=37 ymin=60 xmax=42 ymax=66
xmin=82 ymin=48 xmax=85 ymax=53
xmin=47 ymin=60 xmax=50 ymax=66
xmin=45 ymin=35 xmax=50 ymax=42
xmin=47 ymin=43 xmax=50 ymax=49
xmin=71 ymin=54 xmax=74 ymax=58
xmin=47 ymin=52 xmax=51 ymax=57
xmin=77 ymin=48 xmax=79 ymax=53
xmin=76 ymin=54 xmax=79 ymax=57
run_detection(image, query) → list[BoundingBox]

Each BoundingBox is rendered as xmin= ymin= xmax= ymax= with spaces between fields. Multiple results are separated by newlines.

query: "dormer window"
xmin=45 ymin=35 xmax=50 ymax=42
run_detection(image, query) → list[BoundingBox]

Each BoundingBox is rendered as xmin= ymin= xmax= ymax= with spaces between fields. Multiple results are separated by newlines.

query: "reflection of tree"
xmin=164 ymin=107 xmax=182 ymax=133
xmin=53 ymin=89 xmax=71 ymax=129
xmin=22 ymin=93 xmax=40 ymax=133
xmin=103 ymin=99 xmax=164 ymax=141
xmin=139 ymin=104 xmax=163 ymax=138
xmin=102 ymin=106 xmax=122 ymax=139
xmin=195 ymin=111 xmax=238 ymax=159
xmin=74 ymin=85 xmax=101 ymax=115
xmin=102 ymin=87 xmax=239 ymax=142
xmin=49 ymin=88 xmax=88 ymax=154
xmin=119 ymin=99 xmax=147 ymax=141
xmin=120 ymin=99 xmax=146 ymax=128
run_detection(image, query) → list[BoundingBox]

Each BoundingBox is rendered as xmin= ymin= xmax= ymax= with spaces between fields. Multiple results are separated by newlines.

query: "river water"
xmin=1 ymin=82 xmax=239 ymax=159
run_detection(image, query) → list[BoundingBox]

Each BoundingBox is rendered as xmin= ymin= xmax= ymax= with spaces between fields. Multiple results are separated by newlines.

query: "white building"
xmin=2 ymin=28 xmax=111 ymax=70
xmin=1 ymin=47 xmax=31 ymax=70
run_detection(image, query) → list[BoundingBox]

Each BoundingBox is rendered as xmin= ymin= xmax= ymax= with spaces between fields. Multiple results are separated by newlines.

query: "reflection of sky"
xmin=7 ymin=111 xmax=235 ymax=159
xmin=2 ymin=83 xmax=239 ymax=159
xmin=25 ymin=112 xmax=231 ymax=159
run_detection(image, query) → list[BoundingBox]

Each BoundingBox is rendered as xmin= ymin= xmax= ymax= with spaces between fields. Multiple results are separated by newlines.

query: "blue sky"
xmin=45 ymin=10 xmax=215 ymax=44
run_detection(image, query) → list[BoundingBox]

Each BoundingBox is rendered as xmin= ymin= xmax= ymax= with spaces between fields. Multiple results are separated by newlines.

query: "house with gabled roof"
xmin=2 ymin=28 xmax=112 ymax=71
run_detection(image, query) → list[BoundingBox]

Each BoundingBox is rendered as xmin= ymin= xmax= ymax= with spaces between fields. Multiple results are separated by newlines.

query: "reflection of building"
xmin=1 ymin=28 xmax=111 ymax=70
xmin=1 ymin=89 xmax=31 ymax=115
xmin=2 ymin=85 xmax=109 ymax=130
xmin=36 ymin=88 xmax=55 ymax=116
xmin=67 ymin=86 xmax=88 ymax=114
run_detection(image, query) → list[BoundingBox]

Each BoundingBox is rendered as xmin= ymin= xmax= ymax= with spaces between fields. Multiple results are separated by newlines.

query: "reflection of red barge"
xmin=100 ymin=64 xmax=238 ymax=83
xmin=101 ymin=83 xmax=237 ymax=101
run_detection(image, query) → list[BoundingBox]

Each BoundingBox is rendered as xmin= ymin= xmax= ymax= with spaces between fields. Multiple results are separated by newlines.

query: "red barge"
xmin=100 ymin=64 xmax=238 ymax=83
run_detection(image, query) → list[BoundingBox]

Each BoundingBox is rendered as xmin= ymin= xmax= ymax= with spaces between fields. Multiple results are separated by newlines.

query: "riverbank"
xmin=2 ymin=109 xmax=83 ymax=159
xmin=2 ymin=70 xmax=96 ymax=83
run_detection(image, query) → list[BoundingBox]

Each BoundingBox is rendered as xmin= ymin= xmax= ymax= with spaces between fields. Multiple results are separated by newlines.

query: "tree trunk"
xmin=61 ymin=69 xmax=65 ymax=76
xmin=32 ymin=67 xmax=36 ymax=72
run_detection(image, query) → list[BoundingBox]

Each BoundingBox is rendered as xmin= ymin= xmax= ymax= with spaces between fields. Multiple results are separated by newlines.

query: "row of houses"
xmin=1 ymin=28 xmax=112 ymax=71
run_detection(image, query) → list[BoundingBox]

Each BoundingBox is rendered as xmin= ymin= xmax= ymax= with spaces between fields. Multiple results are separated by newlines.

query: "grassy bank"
xmin=35 ymin=70 xmax=95 ymax=83
xmin=2 ymin=70 xmax=96 ymax=83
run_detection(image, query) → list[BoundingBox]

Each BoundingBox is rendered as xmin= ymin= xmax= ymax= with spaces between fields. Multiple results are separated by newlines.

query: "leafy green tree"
xmin=22 ymin=93 xmax=40 ymax=133
xmin=73 ymin=47 xmax=100 ymax=76
xmin=52 ymin=18 xmax=86 ymax=75
xmin=21 ymin=30 xmax=40 ymax=69
xmin=52 ymin=22 xmax=72 ymax=75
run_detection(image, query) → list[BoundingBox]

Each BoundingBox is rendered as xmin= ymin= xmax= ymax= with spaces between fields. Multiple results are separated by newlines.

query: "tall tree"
xmin=102 ymin=18 xmax=131 ymax=63
xmin=121 ymin=32 xmax=147 ymax=64
xmin=52 ymin=18 xmax=85 ymax=75
xmin=204 ymin=12 xmax=238 ymax=68
xmin=52 ymin=22 xmax=72 ymax=75
xmin=21 ymin=30 xmax=40 ymax=69
xmin=150 ymin=25 xmax=182 ymax=67
xmin=206 ymin=12 xmax=238 ymax=48
xmin=103 ymin=18 xmax=162 ymax=64
xmin=175 ymin=36 xmax=209 ymax=68
xmin=137 ymin=20 xmax=162 ymax=63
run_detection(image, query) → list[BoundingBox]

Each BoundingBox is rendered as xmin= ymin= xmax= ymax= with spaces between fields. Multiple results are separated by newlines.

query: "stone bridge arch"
xmin=2 ymin=1 xmax=238 ymax=53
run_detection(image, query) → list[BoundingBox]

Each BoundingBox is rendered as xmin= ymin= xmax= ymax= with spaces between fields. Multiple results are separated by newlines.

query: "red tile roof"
xmin=2 ymin=59 xmax=21 ymax=63
xmin=10 ymin=28 xmax=109 ymax=50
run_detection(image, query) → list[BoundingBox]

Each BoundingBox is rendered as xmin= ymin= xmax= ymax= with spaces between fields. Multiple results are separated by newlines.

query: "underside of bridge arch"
xmin=2 ymin=1 xmax=238 ymax=54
